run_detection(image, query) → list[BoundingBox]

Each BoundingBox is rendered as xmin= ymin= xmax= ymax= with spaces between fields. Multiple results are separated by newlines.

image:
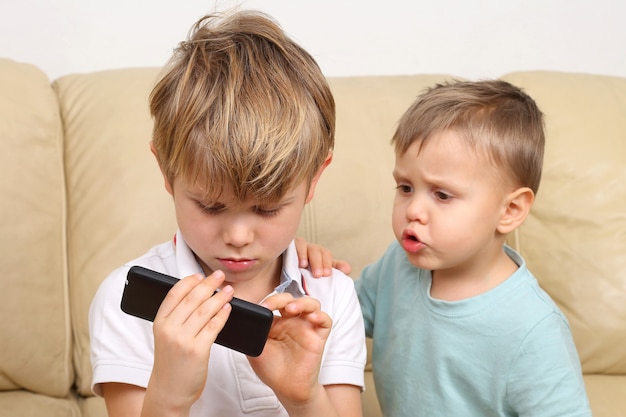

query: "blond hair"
xmin=392 ymin=80 xmax=545 ymax=194
xmin=150 ymin=11 xmax=335 ymax=202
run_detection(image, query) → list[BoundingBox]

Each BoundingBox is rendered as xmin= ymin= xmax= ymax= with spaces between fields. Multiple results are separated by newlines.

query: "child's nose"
xmin=222 ymin=220 xmax=254 ymax=247
xmin=406 ymin=195 xmax=428 ymax=224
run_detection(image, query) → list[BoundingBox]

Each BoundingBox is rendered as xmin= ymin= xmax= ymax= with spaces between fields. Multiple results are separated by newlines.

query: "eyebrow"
xmin=392 ymin=168 xmax=409 ymax=182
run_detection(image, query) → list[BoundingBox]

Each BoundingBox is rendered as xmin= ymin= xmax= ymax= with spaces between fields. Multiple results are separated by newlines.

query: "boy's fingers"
xmin=197 ymin=288 xmax=233 ymax=341
xmin=307 ymin=247 xmax=326 ymax=277
xmin=261 ymin=293 xmax=322 ymax=316
xmin=294 ymin=237 xmax=310 ymax=268
xmin=317 ymin=247 xmax=335 ymax=277
xmin=157 ymin=270 xmax=227 ymax=322
xmin=307 ymin=310 xmax=332 ymax=329
xmin=333 ymin=260 xmax=352 ymax=275
xmin=287 ymin=297 xmax=324 ymax=317
xmin=280 ymin=297 xmax=329 ymax=326
xmin=261 ymin=293 xmax=332 ymax=328
xmin=155 ymin=273 xmax=204 ymax=318
xmin=260 ymin=292 xmax=296 ymax=311
xmin=293 ymin=237 xmax=332 ymax=277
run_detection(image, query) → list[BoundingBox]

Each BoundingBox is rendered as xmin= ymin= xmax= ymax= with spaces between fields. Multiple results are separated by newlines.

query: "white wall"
xmin=1 ymin=0 xmax=625 ymax=81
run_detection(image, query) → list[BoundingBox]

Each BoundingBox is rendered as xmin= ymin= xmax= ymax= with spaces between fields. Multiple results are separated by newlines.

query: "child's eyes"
xmin=253 ymin=206 xmax=282 ymax=218
xmin=395 ymin=186 xmax=452 ymax=202
xmin=395 ymin=184 xmax=413 ymax=194
xmin=434 ymin=191 xmax=452 ymax=201
xmin=195 ymin=199 xmax=283 ymax=218
xmin=197 ymin=202 xmax=225 ymax=214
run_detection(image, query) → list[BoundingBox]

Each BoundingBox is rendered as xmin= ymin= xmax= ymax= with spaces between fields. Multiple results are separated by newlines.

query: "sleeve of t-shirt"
xmin=317 ymin=272 xmax=367 ymax=389
xmin=89 ymin=265 xmax=156 ymax=396
xmin=507 ymin=312 xmax=592 ymax=417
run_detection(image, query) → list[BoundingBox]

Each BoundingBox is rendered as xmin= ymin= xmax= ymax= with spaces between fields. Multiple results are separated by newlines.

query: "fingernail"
xmin=222 ymin=285 xmax=233 ymax=294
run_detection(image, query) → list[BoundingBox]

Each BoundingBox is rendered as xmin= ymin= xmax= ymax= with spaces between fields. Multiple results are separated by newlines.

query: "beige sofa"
xmin=1 ymin=57 xmax=625 ymax=417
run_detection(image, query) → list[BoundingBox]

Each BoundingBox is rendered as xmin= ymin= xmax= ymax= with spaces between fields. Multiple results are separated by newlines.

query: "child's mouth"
xmin=218 ymin=258 xmax=257 ymax=272
xmin=401 ymin=230 xmax=426 ymax=253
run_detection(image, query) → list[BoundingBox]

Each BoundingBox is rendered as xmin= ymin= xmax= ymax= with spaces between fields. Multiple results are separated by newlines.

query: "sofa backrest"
xmin=1 ymin=56 xmax=625 ymax=405
xmin=0 ymin=59 xmax=73 ymax=397
xmin=53 ymin=68 xmax=178 ymax=396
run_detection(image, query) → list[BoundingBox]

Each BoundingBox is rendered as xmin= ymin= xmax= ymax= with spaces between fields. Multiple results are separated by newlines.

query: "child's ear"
xmin=497 ymin=187 xmax=534 ymax=234
xmin=305 ymin=151 xmax=333 ymax=203
xmin=150 ymin=141 xmax=174 ymax=196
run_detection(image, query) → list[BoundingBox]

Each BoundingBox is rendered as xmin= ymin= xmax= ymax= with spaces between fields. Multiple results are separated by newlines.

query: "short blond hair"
xmin=150 ymin=11 xmax=335 ymax=202
xmin=392 ymin=80 xmax=545 ymax=194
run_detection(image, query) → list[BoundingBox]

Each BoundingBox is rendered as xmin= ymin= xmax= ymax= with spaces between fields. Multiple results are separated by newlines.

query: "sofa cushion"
xmin=0 ymin=390 xmax=80 ymax=417
xmin=583 ymin=374 xmax=626 ymax=417
xmin=501 ymin=71 xmax=626 ymax=375
xmin=0 ymin=59 xmax=73 ymax=397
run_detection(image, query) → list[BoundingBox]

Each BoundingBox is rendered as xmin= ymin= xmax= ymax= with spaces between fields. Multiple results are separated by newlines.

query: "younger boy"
xmin=301 ymin=80 xmax=592 ymax=416
xmin=89 ymin=11 xmax=365 ymax=417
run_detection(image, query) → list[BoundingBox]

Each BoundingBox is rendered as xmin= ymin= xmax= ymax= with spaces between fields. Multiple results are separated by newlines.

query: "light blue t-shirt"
xmin=356 ymin=241 xmax=591 ymax=417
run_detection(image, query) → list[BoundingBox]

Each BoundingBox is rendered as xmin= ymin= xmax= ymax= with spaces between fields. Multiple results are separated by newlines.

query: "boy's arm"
xmin=100 ymin=271 xmax=233 ymax=417
xmin=101 ymin=383 xmax=145 ymax=417
xmin=248 ymin=293 xmax=362 ymax=417
xmin=294 ymin=237 xmax=352 ymax=277
xmin=509 ymin=313 xmax=592 ymax=417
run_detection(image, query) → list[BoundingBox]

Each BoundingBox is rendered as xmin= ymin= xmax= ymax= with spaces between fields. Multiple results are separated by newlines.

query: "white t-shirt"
xmin=89 ymin=230 xmax=366 ymax=416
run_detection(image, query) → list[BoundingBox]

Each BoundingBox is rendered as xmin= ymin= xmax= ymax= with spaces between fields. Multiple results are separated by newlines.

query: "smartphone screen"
xmin=121 ymin=265 xmax=274 ymax=357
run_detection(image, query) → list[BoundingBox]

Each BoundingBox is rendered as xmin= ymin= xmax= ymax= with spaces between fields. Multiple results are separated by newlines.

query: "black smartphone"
xmin=120 ymin=265 xmax=274 ymax=357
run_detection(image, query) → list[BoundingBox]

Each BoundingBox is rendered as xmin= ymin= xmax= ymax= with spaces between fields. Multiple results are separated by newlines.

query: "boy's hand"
xmin=294 ymin=237 xmax=352 ymax=277
xmin=248 ymin=293 xmax=332 ymax=404
xmin=146 ymin=271 xmax=233 ymax=413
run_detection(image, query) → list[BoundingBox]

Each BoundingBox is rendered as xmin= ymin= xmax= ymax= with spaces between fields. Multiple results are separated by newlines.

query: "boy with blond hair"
xmin=302 ymin=80 xmax=592 ymax=416
xmin=89 ymin=11 xmax=365 ymax=417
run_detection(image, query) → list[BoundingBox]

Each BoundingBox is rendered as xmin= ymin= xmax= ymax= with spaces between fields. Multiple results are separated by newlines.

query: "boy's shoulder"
xmin=300 ymin=266 xmax=356 ymax=297
xmin=95 ymin=239 xmax=177 ymax=295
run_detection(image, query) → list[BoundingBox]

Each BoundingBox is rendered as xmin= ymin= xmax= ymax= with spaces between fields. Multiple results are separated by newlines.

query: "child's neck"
xmin=229 ymin=270 xmax=281 ymax=304
xmin=429 ymin=249 xmax=518 ymax=302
